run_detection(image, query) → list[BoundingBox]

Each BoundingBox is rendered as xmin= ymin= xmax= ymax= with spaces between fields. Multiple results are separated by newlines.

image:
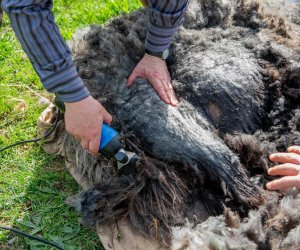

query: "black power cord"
xmin=0 ymin=109 xmax=61 ymax=153
xmin=0 ymin=226 xmax=64 ymax=250
xmin=0 ymin=109 xmax=65 ymax=250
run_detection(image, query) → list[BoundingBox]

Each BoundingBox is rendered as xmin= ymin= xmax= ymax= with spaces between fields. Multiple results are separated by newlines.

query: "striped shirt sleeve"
xmin=146 ymin=0 xmax=189 ymax=52
xmin=2 ymin=0 xmax=90 ymax=103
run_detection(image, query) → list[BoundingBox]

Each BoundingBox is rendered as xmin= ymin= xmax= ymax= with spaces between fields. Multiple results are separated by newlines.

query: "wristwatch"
xmin=145 ymin=48 xmax=170 ymax=60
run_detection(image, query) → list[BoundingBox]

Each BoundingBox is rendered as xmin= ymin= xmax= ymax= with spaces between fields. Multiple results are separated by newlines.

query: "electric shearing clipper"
xmin=55 ymin=97 xmax=139 ymax=174
xmin=99 ymin=123 xmax=139 ymax=174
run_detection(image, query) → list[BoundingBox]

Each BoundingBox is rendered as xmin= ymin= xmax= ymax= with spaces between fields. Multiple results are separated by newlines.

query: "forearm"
xmin=146 ymin=0 xmax=189 ymax=52
xmin=2 ymin=0 xmax=90 ymax=102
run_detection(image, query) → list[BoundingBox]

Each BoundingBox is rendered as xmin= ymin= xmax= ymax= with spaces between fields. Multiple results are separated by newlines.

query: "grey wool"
xmin=43 ymin=0 xmax=300 ymax=248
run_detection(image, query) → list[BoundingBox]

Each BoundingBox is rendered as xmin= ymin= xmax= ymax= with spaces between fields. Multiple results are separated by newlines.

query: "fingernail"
xmin=269 ymin=154 xmax=275 ymax=159
xmin=170 ymin=96 xmax=178 ymax=105
xmin=173 ymin=100 xmax=179 ymax=106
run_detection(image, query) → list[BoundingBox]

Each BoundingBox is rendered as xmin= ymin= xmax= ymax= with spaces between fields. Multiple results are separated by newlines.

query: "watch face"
xmin=162 ymin=49 xmax=169 ymax=60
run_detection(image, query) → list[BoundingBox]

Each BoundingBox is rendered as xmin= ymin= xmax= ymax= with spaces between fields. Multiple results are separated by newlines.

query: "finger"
xmin=266 ymin=176 xmax=300 ymax=190
xmin=88 ymin=126 xmax=102 ymax=155
xmin=127 ymin=70 xmax=141 ymax=87
xmin=269 ymin=152 xmax=300 ymax=165
xmin=101 ymin=109 xmax=113 ymax=125
xmin=81 ymin=140 xmax=89 ymax=151
xmin=104 ymin=113 xmax=113 ymax=125
xmin=164 ymin=80 xmax=179 ymax=106
xmin=163 ymin=81 xmax=177 ymax=106
xmin=150 ymin=78 xmax=170 ymax=104
xmin=288 ymin=146 xmax=300 ymax=155
xmin=268 ymin=163 xmax=299 ymax=176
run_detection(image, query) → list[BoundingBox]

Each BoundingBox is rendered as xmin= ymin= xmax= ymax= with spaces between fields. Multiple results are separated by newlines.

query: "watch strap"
xmin=145 ymin=48 xmax=169 ymax=60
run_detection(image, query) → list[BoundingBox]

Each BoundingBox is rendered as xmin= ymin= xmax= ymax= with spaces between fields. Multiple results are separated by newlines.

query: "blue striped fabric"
xmin=2 ymin=0 xmax=189 ymax=102
xmin=146 ymin=0 xmax=189 ymax=52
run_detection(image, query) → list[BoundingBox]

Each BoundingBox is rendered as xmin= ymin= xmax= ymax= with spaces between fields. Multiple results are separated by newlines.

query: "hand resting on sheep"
xmin=267 ymin=146 xmax=300 ymax=191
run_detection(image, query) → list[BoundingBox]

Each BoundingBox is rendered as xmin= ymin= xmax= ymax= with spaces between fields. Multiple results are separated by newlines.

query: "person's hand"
xmin=127 ymin=53 xmax=179 ymax=106
xmin=266 ymin=146 xmax=300 ymax=191
xmin=64 ymin=96 xmax=112 ymax=155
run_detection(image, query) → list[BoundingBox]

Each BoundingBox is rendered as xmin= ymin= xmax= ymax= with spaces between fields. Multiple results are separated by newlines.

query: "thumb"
xmin=102 ymin=109 xmax=113 ymax=125
xmin=127 ymin=69 xmax=141 ymax=87
xmin=98 ymin=103 xmax=112 ymax=125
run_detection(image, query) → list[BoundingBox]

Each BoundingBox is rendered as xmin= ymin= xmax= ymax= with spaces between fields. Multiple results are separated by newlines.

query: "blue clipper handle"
xmin=99 ymin=123 xmax=119 ymax=152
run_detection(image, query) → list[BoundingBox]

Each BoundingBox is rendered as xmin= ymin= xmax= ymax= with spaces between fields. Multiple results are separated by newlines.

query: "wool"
xmin=172 ymin=194 xmax=300 ymax=249
xmin=42 ymin=0 xmax=300 ymax=247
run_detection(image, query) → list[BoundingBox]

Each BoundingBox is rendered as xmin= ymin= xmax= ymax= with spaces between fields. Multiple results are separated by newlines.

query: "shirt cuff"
xmin=145 ymin=22 xmax=179 ymax=52
xmin=39 ymin=63 xmax=90 ymax=103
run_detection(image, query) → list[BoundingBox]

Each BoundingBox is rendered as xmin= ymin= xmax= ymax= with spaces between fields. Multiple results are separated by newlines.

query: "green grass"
xmin=0 ymin=1 xmax=141 ymax=249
